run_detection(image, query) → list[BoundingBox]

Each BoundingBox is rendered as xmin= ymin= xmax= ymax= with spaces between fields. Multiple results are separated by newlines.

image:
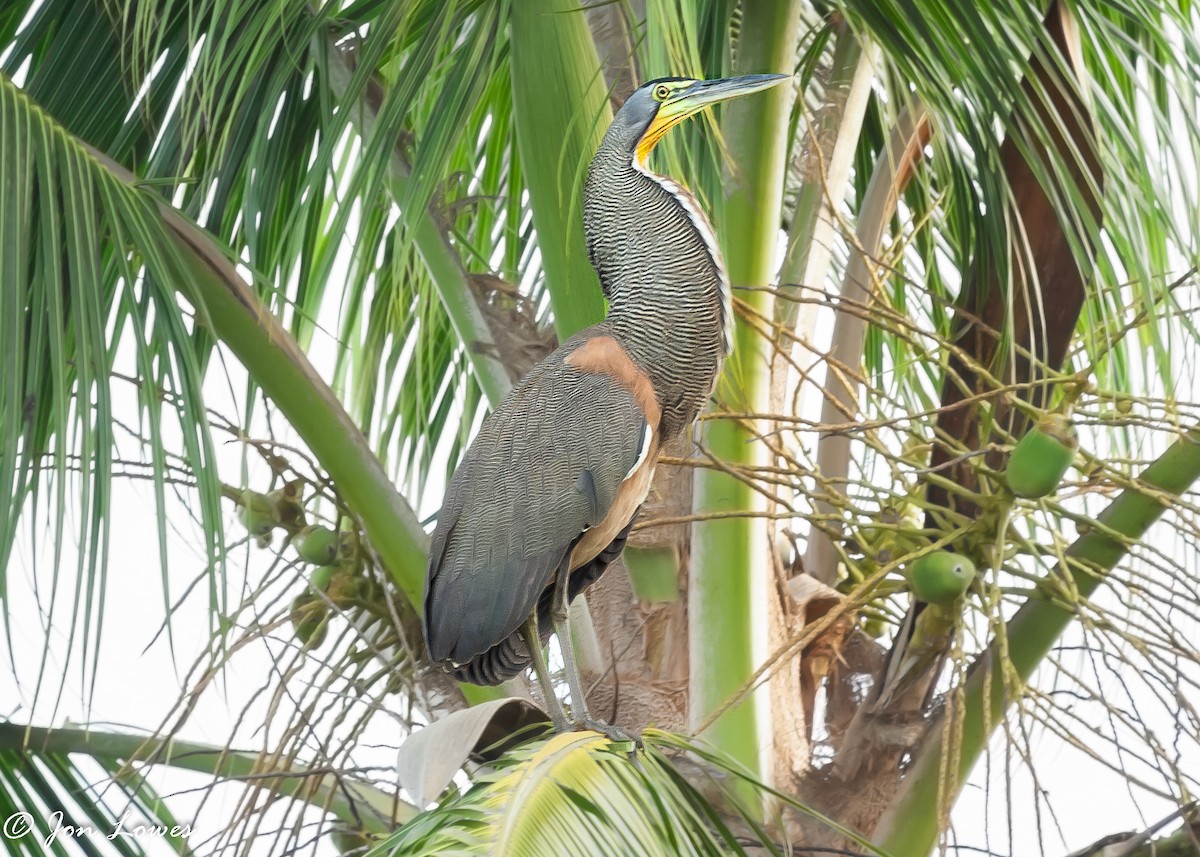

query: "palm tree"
xmin=3 ymin=0 xmax=1200 ymax=854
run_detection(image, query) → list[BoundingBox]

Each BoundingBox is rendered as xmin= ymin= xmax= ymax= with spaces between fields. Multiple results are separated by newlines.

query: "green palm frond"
xmin=0 ymin=64 xmax=434 ymax=687
xmin=0 ymin=721 xmax=415 ymax=856
xmin=5 ymin=0 xmax=525 ymax=493
xmin=374 ymin=731 xmax=751 ymax=857
xmin=0 ymin=723 xmax=208 ymax=857
xmin=831 ymin=0 xmax=1200 ymax=395
xmin=374 ymin=726 xmax=893 ymax=857
xmin=0 ymin=747 xmax=190 ymax=857
xmin=1072 ymin=1 xmax=1200 ymax=391
xmin=0 ymin=73 xmax=226 ymax=691
xmin=640 ymin=0 xmax=735 ymax=226
xmin=510 ymin=0 xmax=611 ymax=339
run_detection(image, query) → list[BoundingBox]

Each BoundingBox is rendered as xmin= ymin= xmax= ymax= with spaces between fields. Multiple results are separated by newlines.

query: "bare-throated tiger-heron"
xmin=424 ymin=73 xmax=789 ymax=732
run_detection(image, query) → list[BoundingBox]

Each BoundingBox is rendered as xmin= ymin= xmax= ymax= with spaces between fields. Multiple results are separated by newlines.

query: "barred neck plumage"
xmin=582 ymin=139 xmax=732 ymax=441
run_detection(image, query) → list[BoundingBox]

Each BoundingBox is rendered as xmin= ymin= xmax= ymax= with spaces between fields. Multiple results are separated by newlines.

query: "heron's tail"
xmin=448 ymin=516 xmax=636 ymax=686
xmin=451 ymin=631 xmax=532 ymax=685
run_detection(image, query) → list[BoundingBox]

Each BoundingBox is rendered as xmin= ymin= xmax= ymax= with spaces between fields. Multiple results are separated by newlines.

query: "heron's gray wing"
xmin=423 ymin=340 xmax=650 ymax=667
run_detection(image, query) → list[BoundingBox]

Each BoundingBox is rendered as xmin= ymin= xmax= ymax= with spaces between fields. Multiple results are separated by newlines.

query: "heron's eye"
xmin=653 ymin=84 xmax=671 ymax=101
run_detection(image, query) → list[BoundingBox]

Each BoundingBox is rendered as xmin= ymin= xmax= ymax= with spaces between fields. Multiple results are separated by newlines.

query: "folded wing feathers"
xmin=423 ymin=340 xmax=646 ymax=669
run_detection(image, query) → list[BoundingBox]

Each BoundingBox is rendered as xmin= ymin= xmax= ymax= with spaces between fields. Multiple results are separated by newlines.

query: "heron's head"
xmin=610 ymin=74 xmax=790 ymax=166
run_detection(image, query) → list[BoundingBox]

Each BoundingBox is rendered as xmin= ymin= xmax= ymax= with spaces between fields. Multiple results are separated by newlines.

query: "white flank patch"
xmin=632 ymin=159 xmax=734 ymax=356
xmin=624 ymin=422 xmax=654 ymax=482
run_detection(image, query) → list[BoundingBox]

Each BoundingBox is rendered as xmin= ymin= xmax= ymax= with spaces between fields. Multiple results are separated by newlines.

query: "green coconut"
xmin=294 ymin=524 xmax=338 ymax=566
xmin=290 ymin=594 xmax=329 ymax=648
xmin=908 ymin=551 xmax=977 ymax=605
xmin=1006 ymin=414 xmax=1078 ymax=499
xmin=238 ymin=489 xmax=279 ymax=536
xmin=327 ymin=572 xmax=366 ymax=608
xmin=300 ymin=619 xmax=328 ymax=649
xmin=309 ymin=563 xmax=335 ymax=592
xmin=861 ymin=615 xmax=888 ymax=639
xmin=856 ymin=503 xmax=925 ymax=564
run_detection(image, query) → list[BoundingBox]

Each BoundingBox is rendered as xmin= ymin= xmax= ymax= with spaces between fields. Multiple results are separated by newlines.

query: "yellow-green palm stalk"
xmin=510 ymin=0 xmax=611 ymax=340
xmin=689 ymin=0 xmax=803 ymax=788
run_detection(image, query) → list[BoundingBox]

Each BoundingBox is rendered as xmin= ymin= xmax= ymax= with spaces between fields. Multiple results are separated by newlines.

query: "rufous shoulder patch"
xmin=565 ymin=336 xmax=662 ymax=429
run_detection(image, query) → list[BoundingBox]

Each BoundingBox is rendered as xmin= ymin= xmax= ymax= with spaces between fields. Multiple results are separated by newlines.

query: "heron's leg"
xmin=521 ymin=617 xmax=569 ymax=732
xmin=551 ymin=563 xmax=592 ymax=725
xmin=550 ymin=565 xmax=642 ymax=747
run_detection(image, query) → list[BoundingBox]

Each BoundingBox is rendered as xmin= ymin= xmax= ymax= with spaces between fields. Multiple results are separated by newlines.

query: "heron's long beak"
xmin=637 ymin=73 xmax=790 ymax=162
xmin=668 ymin=74 xmax=791 ymax=116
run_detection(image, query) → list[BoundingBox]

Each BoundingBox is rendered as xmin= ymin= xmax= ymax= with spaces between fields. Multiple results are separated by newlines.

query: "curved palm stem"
xmin=0 ymin=721 xmax=414 ymax=835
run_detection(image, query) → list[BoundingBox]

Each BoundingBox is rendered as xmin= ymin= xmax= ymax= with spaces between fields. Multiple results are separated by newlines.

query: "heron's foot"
xmin=576 ymin=717 xmax=642 ymax=748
